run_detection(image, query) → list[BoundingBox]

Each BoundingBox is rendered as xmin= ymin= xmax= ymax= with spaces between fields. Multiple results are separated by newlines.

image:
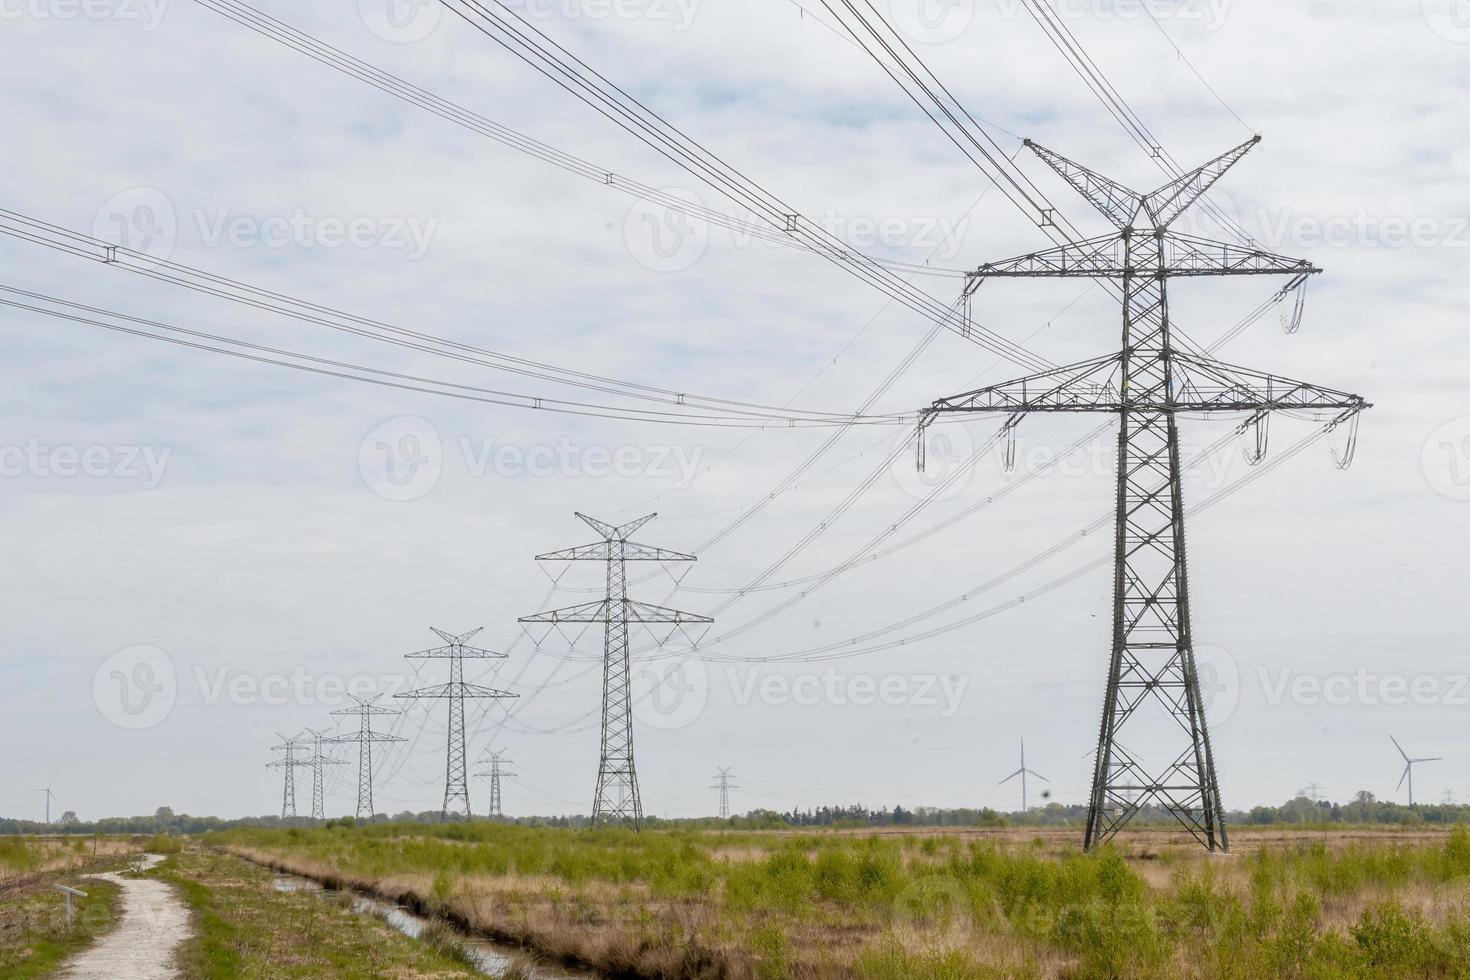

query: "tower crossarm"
xmin=1141 ymin=135 xmax=1260 ymax=229
xmin=395 ymin=682 xmax=518 ymax=700
xmin=928 ymin=354 xmax=1124 ymax=414
xmin=1024 ymin=139 xmax=1142 ymax=228
xmin=521 ymin=598 xmax=713 ymax=624
xmin=403 ymin=643 xmax=509 ymax=660
xmin=536 ymin=541 xmax=698 ymax=562
xmin=926 ymin=353 xmax=1368 ymax=417
xmin=968 ymin=233 xmax=1318 ymax=280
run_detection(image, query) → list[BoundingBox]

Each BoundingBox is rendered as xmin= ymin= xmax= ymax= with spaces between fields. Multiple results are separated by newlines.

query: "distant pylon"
xmin=709 ymin=767 xmax=738 ymax=820
xmin=474 ymin=750 xmax=515 ymax=820
xmin=303 ymin=728 xmax=347 ymax=821
xmin=267 ymin=732 xmax=311 ymax=819
xmin=999 ymin=739 xmax=1048 ymax=811
xmin=521 ymin=513 xmax=713 ymax=830
xmin=394 ymin=628 xmax=518 ymax=818
xmin=331 ymin=696 xmax=407 ymax=820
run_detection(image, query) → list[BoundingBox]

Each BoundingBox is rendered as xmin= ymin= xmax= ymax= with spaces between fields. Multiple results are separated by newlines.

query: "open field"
xmin=0 ymin=838 xmax=138 ymax=980
xmin=204 ymin=822 xmax=1470 ymax=979
xmin=151 ymin=849 xmax=502 ymax=979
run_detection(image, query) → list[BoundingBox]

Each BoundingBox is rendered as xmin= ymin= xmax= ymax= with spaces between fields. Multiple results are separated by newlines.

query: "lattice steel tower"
xmin=521 ymin=513 xmax=713 ymax=829
xmin=332 ymin=695 xmax=407 ymax=820
xmin=709 ymin=767 xmax=738 ymax=820
xmin=395 ymin=628 xmax=518 ymax=818
xmin=922 ymin=137 xmax=1368 ymax=851
xmin=267 ymin=732 xmax=311 ymax=820
xmin=474 ymin=750 xmax=514 ymax=819
xmin=302 ymin=728 xmax=347 ymax=821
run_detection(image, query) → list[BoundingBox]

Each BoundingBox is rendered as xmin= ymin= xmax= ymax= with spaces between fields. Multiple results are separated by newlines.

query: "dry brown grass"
xmin=219 ymin=824 xmax=1470 ymax=979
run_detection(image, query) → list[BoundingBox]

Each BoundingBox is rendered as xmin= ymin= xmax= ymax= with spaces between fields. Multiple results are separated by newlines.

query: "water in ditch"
xmin=272 ymin=872 xmax=591 ymax=979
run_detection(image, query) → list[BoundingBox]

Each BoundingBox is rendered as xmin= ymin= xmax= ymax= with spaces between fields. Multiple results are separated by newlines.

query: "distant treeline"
xmin=2 ymin=791 xmax=1463 ymax=835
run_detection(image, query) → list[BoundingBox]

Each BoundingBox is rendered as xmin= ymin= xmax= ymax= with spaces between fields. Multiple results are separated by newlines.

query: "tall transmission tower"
xmin=331 ymin=695 xmax=407 ymax=820
xmin=921 ymin=137 xmax=1368 ymax=852
xmin=299 ymin=728 xmax=347 ymax=821
xmin=709 ymin=767 xmax=738 ymax=820
xmin=394 ymin=628 xmax=518 ymax=818
xmin=520 ymin=513 xmax=713 ymax=830
xmin=267 ymin=732 xmax=311 ymax=820
xmin=474 ymin=750 xmax=514 ymax=820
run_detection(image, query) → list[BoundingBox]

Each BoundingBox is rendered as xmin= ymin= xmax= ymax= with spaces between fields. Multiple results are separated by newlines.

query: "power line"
xmin=0 ymin=208 xmax=913 ymax=427
xmin=438 ymin=0 xmax=1052 ymax=373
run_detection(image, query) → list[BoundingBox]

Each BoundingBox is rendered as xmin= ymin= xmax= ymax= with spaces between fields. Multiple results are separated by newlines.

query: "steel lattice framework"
xmin=922 ymin=137 xmax=1368 ymax=852
xmin=474 ymin=750 xmax=514 ymax=819
xmin=521 ymin=513 xmax=713 ymax=829
xmin=302 ymin=728 xmax=346 ymax=821
xmin=331 ymin=696 xmax=406 ymax=820
xmin=394 ymin=628 xmax=518 ymax=818
xmin=267 ymin=732 xmax=311 ymax=820
xmin=709 ymin=767 xmax=738 ymax=820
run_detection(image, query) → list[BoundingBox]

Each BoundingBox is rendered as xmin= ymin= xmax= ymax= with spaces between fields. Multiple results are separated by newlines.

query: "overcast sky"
xmin=2 ymin=0 xmax=1467 ymax=824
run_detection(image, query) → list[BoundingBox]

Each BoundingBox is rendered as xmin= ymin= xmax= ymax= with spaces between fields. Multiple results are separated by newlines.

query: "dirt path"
xmin=62 ymin=854 xmax=190 ymax=979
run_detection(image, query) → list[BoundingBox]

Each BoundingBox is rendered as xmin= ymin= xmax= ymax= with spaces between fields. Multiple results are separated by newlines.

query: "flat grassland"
xmin=209 ymin=822 xmax=1470 ymax=979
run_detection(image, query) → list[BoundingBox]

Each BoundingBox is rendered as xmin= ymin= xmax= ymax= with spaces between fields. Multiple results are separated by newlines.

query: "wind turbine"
xmin=999 ymin=739 xmax=1048 ymax=812
xmin=34 ymin=786 xmax=55 ymax=825
xmin=1391 ymin=735 xmax=1440 ymax=806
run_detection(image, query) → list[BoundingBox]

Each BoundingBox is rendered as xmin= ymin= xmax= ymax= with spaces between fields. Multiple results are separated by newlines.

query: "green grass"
xmin=158 ymin=849 xmax=489 ymax=979
xmin=209 ymin=823 xmax=1470 ymax=978
xmin=0 ymin=876 xmax=123 ymax=980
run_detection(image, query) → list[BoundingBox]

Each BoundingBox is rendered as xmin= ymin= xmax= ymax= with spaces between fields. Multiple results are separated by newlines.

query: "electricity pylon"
xmin=921 ymin=137 xmax=1369 ymax=852
xmin=709 ymin=767 xmax=738 ymax=820
xmin=473 ymin=750 xmax=514 ymax=819
xmin=303 ymin=728 xmax=347 ymax=821
xmin=394 ymin=628 xmax=518 ymax=818
xmin=331 ymin=695 xmax=407 ymax=820
xmin=521 ymin=513 xmax=713 ymax=829
xmin=999 ymin=739 xmax=1048 ymax=812
xmin=267 ymin=732 xmax=311 ymax=820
